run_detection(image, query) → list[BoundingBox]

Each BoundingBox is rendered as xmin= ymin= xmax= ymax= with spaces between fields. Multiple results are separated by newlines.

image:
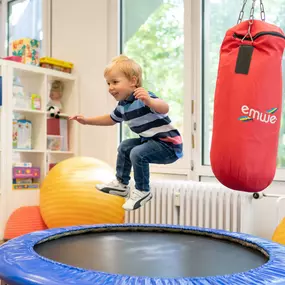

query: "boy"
xmin=69 ymin=55 xmax=183 ymax=211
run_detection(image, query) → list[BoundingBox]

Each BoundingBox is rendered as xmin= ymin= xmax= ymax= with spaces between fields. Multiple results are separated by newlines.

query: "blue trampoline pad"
xmin=0 ymin=224 xmax=285 ymax=285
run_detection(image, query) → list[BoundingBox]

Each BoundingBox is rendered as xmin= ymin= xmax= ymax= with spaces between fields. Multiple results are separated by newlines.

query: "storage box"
xmin=12 ymin=183 xmax=40 ymax=190
xmin=47 ymin=118 xmax=69 ymax=151
xmin=40 ymin=57 xmax=73 ymax=73
xmin=11 ymin=38 xmax=40 ymax=65
xmin=13 ymin=167 xmax=40 ymax=179
xmin=47 ymin=135 xmax=63 ymax=151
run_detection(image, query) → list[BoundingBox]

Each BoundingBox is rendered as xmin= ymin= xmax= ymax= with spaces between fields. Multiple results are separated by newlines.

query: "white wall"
xmin=51 ymin=0 xmax=119 ymax=168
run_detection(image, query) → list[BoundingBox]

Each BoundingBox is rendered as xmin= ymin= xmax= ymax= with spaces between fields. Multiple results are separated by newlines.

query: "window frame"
xmin=0 ymin=0 xmax=51 ymax=58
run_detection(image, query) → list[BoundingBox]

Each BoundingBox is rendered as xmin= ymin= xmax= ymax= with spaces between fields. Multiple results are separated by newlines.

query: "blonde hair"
xmin=104 ymin=55 xmax=142 ymax=87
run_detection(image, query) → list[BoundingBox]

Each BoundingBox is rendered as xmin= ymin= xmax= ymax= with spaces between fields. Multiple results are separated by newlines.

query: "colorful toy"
xmin=11 ymin=38 xmax=40 ymax=65
xmin=47 ymin=135 xmax=63 ymax=151
xmin=40 ymin=57 xmax=74 ymax=73
xmin=47 ymin=80 xmax=64 ymax=119
xmin=12 ymin=183 xmax=39 ymax=190
xmin=40 ymin=156 xmax=125 ymax=228
xmin=31 ymin=94 xmax=41 ymax=110
xmin=13 ymin=167 xmax=40 ymax=179
xmin=13 ymin=119 xmax=32 ymax=149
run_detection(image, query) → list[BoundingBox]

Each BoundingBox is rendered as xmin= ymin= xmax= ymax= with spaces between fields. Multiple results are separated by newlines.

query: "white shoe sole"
xmin=96 ymin=185 xmax=129 ymax=198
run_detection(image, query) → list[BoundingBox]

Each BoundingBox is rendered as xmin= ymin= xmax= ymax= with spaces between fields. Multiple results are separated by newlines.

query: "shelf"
xmin=47 ymin=151 xmax=74 ymax=154
xmin=0 ymin=59 xmax=76 ymax=81
xmin=0 ymin=58 xmax=78 ymax=239
xmin=13 ymin=108 xmax=46 ymax=115
xmin=46 ymin=112 xmax=70 ymax=118
xmin=13 ymin=149 xmax=45 ymax=153
xmin=12 ymin=187 xmax=40 ymax=191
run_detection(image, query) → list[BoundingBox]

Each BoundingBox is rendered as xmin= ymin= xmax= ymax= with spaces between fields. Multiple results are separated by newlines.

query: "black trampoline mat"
xmin=34 ymin=231 xmax=268 ymax=278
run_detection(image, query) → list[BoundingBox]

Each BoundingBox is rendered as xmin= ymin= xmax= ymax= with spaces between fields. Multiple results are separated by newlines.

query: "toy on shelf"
xmin=47 ymin=80 xmax=64 ymax=119
xmin=47 ymin=135 xmax=63 ymax=151
xmin=12 ymin=164 xmax=40 ymax=190
xmin=40 ymin=57 xmax=74 ymax=73
xmin=12 ymin=76 xmax=42 ymax=110
xmin=13 ymin=76 xmax=26 ymax=109
xmin=31 ymin=94 xmax=41 ymax=110
xmin=2 ymin=56 xmax=22 ymax=62
xmin=11 ymin=38 xmax=40 ymax=65
xmin=13 ymin=119 xmax=32 ymax=149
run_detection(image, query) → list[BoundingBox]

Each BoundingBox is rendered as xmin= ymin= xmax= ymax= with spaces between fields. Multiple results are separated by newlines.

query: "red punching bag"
xmin=210 ymin=1 xmax=285 ymax=192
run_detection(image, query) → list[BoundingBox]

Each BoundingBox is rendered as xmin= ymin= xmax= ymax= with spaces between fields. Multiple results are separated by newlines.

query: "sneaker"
xmin=96 ymin=179 xmax=130 ymax=197
xmin=122 ymin=188 xmax=153 ymax=211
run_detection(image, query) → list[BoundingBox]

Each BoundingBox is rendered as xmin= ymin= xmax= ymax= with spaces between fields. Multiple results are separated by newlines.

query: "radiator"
xmin=124 ymin=180 xmax=254 ymax=234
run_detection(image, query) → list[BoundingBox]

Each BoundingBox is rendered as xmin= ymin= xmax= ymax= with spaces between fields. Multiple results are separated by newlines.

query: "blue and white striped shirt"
xmin=110 ymin=91 xmax=183 ymax=158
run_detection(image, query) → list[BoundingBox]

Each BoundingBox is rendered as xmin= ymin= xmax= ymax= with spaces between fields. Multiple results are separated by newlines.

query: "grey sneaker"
xmin=96 ymin=179 xmax=130 ymax=197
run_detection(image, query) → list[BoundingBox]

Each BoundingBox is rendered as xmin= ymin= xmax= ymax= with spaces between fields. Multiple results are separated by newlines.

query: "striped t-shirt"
xmin=110 ymin=91 xmax=183 ymax=158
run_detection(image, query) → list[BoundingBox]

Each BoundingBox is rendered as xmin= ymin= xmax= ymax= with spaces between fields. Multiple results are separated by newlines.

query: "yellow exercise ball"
xmin=272 ymin=217 xmax=285 ymax=246
xmin=40 ymin=156 xmax=125 ymax=228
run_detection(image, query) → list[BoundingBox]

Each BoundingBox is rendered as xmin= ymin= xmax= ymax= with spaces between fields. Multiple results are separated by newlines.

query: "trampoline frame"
xmin=0 ymin=224 xmax=285 ymax=285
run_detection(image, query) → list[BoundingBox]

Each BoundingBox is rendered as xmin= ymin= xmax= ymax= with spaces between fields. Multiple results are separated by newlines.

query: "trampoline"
xmin=0 ymin=224 xmax=285 ymax=284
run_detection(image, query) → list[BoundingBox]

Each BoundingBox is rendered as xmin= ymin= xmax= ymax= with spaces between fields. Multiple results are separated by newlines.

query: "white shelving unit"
xmin=0 ymin=59 xmax=79 ymax=239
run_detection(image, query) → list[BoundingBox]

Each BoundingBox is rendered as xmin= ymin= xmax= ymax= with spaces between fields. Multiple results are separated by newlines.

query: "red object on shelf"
xmin=49 ymin=163 xmax=57 ymax=170
xmin=2 ymin=56 xmax=22 ymax=62
xmin=47 ymin=118 xmax=60 ymax=135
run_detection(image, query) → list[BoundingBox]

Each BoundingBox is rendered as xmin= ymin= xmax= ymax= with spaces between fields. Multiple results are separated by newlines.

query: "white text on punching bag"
xmin=241 ymin=105 xmax=277 ymax=124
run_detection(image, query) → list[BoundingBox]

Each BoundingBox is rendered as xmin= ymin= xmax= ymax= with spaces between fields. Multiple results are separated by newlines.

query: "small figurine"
xmin=47 ymin=80 xmax=64 ymax=119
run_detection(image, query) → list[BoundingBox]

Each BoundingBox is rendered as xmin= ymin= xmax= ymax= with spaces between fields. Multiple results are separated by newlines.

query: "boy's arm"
xmin=134 ymin=87 xmax=169 ymax=114
xmin=147 ymin=98 xmax=169 ymax=114
xmin=86 ymin=114 xmax=116 ymax=126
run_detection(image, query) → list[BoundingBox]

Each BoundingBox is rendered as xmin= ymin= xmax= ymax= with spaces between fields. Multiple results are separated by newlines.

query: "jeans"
xmin=116 ymin=138 xmax=179 ymax=192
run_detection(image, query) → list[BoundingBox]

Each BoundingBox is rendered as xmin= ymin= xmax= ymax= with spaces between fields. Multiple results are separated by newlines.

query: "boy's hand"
xmin=69 ymin=115 xmax=87 ymax=125
xmin=134 ymin=87 xmax=151 ymax=106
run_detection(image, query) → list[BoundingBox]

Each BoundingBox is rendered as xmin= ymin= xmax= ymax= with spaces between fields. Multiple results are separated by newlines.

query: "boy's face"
xmin=105 ymin=70 xmax=137 ymax=101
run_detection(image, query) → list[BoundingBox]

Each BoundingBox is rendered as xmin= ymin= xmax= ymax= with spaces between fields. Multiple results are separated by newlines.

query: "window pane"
xmin=202 ymin=0 xmax=285 ymax=168
xmin=8 ymin=0 xmax=42 ymax=55
xmin=120 ymin=0 xmax=184 ymax=140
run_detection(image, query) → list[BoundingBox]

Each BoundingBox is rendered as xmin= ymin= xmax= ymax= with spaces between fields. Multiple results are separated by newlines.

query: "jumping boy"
xmin=69 ymin=55 xmax=183 ymax=211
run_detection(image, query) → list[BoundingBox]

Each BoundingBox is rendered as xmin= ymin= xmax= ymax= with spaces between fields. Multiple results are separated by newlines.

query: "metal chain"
xmin=248 ymin=0 xmax=256 ymax=24
xmin=237 ymin=0 xmax=248 ymax=24
xmin=237 ymin=0 xmax=266 ymax=24
xmin=260 ymin=0 xmax=266 ymax=21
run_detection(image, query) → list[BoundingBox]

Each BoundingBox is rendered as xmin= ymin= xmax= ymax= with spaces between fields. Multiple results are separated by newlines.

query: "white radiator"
xmin=124 ymin=180 xmax=254 ymax=234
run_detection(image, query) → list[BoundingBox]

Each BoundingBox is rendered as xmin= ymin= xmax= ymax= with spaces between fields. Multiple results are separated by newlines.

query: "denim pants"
xmin=116 ymin=138 xmax=179 ymax=192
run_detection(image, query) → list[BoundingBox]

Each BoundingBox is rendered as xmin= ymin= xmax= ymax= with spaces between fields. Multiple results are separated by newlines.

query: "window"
xmin=7 ymin=0 xmax=42 ymax=55
xmin=202 ymin=0 xmax=285 ymax=168
xmin=120 ymin=0 xmax=184 ymax=141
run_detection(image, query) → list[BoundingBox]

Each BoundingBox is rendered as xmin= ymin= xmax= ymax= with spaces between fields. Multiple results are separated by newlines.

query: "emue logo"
xmin=239 ymin=105 xmax=278 ymax=124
